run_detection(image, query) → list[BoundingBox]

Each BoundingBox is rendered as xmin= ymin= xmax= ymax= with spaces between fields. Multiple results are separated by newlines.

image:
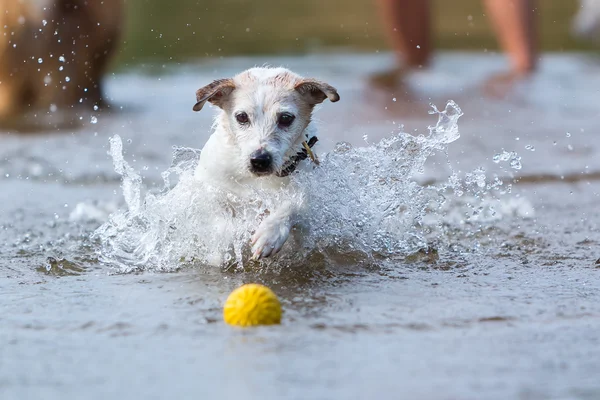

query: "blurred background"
xmin=0 ymin=0 xmax=596 ymax=121
xmin=116 ymin=0 xmax=591 ymax=66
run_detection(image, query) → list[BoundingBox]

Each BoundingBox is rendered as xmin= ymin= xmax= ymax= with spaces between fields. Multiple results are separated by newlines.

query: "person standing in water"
xmin=372 ymin=0 xmax=537 ymax=94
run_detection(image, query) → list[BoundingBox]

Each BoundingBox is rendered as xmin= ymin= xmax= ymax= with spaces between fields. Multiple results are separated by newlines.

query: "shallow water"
xmin=1 ymin=53 xmax=599 ymax=400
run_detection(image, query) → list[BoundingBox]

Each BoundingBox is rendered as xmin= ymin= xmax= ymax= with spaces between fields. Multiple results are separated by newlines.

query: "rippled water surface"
xmin=1 ymin=53 xmax=599 ymax=400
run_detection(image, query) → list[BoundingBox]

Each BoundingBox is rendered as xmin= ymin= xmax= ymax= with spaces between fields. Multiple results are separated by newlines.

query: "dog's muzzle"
xmin=249 ymin=149 xmax=273 ymax=175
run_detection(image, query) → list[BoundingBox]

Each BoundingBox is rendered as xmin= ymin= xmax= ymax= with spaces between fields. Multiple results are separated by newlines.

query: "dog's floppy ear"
xmin=193 ymin=78 xmax=236 ymax=112
xmin=294 ymin=79 xmax=340 ymax=105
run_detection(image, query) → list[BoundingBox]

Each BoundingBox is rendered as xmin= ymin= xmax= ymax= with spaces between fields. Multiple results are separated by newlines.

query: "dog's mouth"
xmin=250 ymin=168 xmax=274 ymax=177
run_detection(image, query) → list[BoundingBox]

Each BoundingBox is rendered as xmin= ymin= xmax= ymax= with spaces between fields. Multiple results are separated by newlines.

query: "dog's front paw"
xmin=251 ymin=217 xmax=291 ymax=260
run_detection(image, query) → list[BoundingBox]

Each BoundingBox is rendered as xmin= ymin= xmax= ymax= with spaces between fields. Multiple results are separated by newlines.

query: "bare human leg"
xmin=483 ymin=0 xmax=537 ymax=97
xmin=371 ymin=0 xmax=432 ymax=88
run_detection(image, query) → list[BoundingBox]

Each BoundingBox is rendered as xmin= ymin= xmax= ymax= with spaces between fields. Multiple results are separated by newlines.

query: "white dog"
xmin=192 ymin=67 xmax=339 ymax=260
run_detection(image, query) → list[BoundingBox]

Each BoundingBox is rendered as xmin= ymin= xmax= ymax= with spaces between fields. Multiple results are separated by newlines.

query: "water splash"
xmin=108 ymin=135 xmax=142 ymax=214
xmin=493 ymin=150 xmax=522 ymax=170
xmin=94 ymin=101 xmax=533 ymax=273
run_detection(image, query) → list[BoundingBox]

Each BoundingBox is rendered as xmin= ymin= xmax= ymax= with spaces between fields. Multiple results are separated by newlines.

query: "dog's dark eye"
xmin=277 ymin=113 xmax=295 ymax=128
xmin=235 ymin=112 xmax=250 ymax=124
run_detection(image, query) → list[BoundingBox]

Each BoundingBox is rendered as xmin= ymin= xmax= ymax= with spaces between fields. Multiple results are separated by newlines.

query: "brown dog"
xmin=0 ymin=0 xmax=124 ymax=119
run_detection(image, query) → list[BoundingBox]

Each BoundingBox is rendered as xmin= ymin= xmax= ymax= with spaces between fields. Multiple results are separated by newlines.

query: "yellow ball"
xmin=223 ymin=284 xmax=282 ymax=327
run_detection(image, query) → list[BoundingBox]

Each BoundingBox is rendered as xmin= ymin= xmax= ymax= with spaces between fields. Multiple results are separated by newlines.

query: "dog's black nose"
xmin=250 ymin=149 xmax=273 ymax=174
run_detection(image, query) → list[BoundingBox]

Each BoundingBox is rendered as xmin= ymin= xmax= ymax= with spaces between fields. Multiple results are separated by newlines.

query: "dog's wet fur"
xmin=193 ymin=67 xmax=339 ymax=260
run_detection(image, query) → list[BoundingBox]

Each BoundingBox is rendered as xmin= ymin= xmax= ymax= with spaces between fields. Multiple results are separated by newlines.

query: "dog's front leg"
xmin=251 ymin=200 xmax=298 ymax=259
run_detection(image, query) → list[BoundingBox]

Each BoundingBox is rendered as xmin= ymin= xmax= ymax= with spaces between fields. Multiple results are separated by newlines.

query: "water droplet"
xmin=333 ymin=141 xmax=353 ymax=154
xmin=49 ymin=104 xmax=57 ymax=112
xmin=42 ymin=19 xmax=47 ymax=26
xmin=493 ymin=150 xmax=511 ymax=163
xmin=567 ymin=144 xmax=573 ymax=151
xmin=37 ymin=58 xmax=43 ymax=63
xmin=392 ymin=97 xmax=397 ymax=102
xmin=90 ymin=116 xmax=98 ymax=124
xmin=65 ymin=76 xmax=70 ymax=82
xmin=93 ymin=105 xmax=99 ymax=111
xmin=566 ymin=132 xmax=571 ymax=137
xmin=58 ymin=55 xmax=65 ymax=62
xmin=524 ymin=145 xmax=535 ymax=152
xmin=510 ymin=157 xmax=522 ymax=170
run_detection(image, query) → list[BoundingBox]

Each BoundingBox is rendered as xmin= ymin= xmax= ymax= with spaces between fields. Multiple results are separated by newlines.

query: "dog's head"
xmin=193 ymin=67 xmax=339 ymax=177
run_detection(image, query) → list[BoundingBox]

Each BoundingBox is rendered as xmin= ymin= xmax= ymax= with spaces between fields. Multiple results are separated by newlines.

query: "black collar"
xmin=276 ymin=136 xmax=319 ymax=177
